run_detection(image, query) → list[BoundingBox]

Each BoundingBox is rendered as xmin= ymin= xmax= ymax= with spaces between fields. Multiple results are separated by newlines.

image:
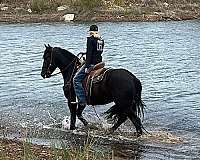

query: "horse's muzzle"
xmin=41 ymin=72 xmax=46 ymax=79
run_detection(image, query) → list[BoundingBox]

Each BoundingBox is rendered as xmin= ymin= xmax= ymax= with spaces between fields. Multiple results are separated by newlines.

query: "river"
xmin=0 ymin=20 xmax=200 ymax=159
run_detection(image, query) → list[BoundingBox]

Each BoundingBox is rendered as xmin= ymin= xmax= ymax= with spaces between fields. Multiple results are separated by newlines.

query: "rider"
xmin=73 ymin=25 xmax=104 ymax=106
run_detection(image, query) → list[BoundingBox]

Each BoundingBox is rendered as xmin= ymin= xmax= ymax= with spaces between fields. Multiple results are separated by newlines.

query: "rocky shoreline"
xmin=0 ymin=11 xmax=199 ymax=24
xmin=0 ymin=1 xmax=199 ymax=23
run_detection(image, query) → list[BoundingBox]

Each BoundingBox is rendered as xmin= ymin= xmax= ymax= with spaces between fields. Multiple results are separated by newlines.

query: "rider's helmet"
xmin=89 ymin=25 xmax=98 ymax=31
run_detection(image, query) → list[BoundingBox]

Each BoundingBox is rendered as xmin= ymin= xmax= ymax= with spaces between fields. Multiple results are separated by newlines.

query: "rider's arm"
xmin=85 ymin=37 xmax=93 ymax=68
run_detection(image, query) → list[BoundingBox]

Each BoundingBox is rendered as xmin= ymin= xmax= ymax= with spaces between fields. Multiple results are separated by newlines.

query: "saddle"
xmin=82 ymin=62 xmax=107 ymax=104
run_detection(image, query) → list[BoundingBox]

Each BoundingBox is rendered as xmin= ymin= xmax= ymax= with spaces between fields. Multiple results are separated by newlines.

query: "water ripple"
xmin=0 ymin=21 xmax=200 ymax=159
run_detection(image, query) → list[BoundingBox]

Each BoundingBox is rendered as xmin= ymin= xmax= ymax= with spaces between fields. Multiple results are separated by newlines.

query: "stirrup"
xmin=70 ymin=101 xmax=86 ymax=106
xmin=71 ymin=97 xmax=78 ymax=104
xmin=71 ymin=101 xmax=78 ymax=104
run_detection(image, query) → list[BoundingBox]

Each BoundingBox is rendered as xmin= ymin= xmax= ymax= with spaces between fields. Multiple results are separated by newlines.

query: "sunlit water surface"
xmin=0 ymin=21 xmax=200 ymax=159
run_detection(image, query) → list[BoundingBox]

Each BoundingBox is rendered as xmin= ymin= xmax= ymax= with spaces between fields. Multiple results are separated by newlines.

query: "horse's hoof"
xmin=132 ymin=131 xmax=142 ymax=137
xmin=70 ymin=126 xmax=76 ymax=130
xmin=137 ymin=133 xmax=142 ymax=137
xmin=83 ymin=121 xmax=88 ymax=126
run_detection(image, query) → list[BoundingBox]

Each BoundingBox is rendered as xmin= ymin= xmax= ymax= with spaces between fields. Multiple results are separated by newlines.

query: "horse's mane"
xmin=54 ymin=47 xmax=77 ymax=60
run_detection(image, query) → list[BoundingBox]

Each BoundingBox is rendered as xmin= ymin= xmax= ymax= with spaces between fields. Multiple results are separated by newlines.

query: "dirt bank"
xmin=0 ymin=138 xmax=57 ymax=159
xmin=0 ymin=0 xmax=199 ymax=23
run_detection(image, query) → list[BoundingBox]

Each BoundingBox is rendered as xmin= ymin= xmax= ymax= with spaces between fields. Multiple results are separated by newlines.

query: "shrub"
xmin=114 ymin=0 xmax=125 ymax=6
xmin=31 ymin=0 xmax=59 ymax=13
xmin=77 ymin=0 xmax=104 ymax=10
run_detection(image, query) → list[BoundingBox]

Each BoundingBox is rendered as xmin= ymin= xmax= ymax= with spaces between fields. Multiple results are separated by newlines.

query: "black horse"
xmin=41 ymin=44 xmax=145 ymax=136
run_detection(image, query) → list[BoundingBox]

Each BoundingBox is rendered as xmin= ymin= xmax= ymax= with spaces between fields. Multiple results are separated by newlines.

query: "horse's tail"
xmin=134 ymin=79 xmax=145 ymax=120
xmin=134 ymin=79 xmax=149 ymax=134
xmin=104 ymin=80 xmax=146 ymax=122
xmin=104 ymin=72 xmax=146 ymax=123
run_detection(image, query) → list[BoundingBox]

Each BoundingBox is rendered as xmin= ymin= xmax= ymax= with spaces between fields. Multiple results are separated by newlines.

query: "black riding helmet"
xmin=89 ymin=25 xmax=98 ymax=31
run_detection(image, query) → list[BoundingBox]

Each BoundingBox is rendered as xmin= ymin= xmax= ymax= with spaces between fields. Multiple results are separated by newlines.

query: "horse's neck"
xmin=59 ymin=59 xmax=76 ymax=83
xmin=54 ymin=48 xmax=77 ymax=83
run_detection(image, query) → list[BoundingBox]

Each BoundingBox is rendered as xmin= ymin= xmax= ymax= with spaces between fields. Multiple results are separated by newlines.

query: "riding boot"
xmin=77 ymin=104 xmax=86 ymax=117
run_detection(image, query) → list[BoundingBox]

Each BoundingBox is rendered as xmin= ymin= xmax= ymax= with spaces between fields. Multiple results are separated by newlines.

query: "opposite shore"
xmin=0 ymin=0 xmax=199 ymax=23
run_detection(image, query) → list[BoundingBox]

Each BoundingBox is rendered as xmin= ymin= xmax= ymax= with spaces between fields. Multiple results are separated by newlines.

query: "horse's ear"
xmin=44 ymin=44 xmax=48 ymax=48
xmin=48 ymin=44 xmax=51 ymax=47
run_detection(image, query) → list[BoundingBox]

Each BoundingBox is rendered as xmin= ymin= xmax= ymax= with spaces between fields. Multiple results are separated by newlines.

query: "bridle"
xmin=45 ymin=47 xmax=86 ymax=98
xmin=46 ymin=47 xmax=54 ymax=75
xmin=45 ymin=47 xmax=85 ymax=101
xmin=46 ymin=47 xmax=80 ymax=77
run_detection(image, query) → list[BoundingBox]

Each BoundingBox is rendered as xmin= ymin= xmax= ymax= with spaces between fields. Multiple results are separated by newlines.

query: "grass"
xmin=31 ymin=0 xmax=60 ymax=13
xmin=76 ymin=0 xmax=104 ymax=10
xmin=30 ymin=0 xmax=104 ymax=13
xmin=0 ymin=131 xmax=112 ymax=160
xmin=114 ymin=0 xmax=125 ymax=6
xmin=3 ymin=0 xmax=200 ymax=17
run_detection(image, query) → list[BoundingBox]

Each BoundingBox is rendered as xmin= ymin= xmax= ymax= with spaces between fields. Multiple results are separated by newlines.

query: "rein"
xmin=50 ymin=58 xmax=77 ymax=77
xmin=48 ymin=47 xmax=80 ymax=77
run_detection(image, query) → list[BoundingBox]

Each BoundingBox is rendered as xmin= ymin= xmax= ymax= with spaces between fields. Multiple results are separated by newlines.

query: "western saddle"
xmin=82 ymin=62 xmax=107 ymax=103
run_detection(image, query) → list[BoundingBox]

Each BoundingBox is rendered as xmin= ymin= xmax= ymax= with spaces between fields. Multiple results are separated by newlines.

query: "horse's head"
xmin=41 ymin=44 xmax=57 ymax=79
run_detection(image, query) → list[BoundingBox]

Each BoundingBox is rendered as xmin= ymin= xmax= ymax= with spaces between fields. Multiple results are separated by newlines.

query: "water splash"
xmin=141 ymin=131 xmax=184 ymax=144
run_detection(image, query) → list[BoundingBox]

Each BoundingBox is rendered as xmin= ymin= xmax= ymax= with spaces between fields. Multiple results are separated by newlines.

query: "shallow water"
xmin=0 ymin=20 xmax=200 ymax=159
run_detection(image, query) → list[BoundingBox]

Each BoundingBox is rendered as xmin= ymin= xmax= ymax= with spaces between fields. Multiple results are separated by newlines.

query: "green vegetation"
xmin=31 ymin=0 xmax=60 ymax=13
xmin=114 ymin=0 xmax=125 ymax=6
xmin=0 ymin=132 xmax=112 ymax=160
xmin=0 ymin=0 xmax=199 ymax=24
xmin=76 ymin=0 xmax=104 ymax=10
xmin=30 ymin=0 xmax=104 ymax=13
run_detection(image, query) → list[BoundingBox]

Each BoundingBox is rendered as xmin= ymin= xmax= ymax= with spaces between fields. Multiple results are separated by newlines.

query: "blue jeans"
xmin=73 ymin=64 xmax=87 ymax=104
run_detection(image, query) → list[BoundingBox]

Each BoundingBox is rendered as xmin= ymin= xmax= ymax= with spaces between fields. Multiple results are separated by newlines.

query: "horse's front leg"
xmin=68 ymin=101 xmax=77 ymax=130
xmin=63 ymin=85 xmax=77 ymax=130
xmin=77 ymin=104 xmax=88 ymax=126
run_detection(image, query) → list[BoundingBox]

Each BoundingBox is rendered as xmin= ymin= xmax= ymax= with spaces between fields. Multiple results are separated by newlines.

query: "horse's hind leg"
xmin=77 ymin=104 xmax=88 ymax=126
xmin=128 ymin=108 xmax=143 ymax=137
xmin=107 ymin=113 xmax=127 ymax=134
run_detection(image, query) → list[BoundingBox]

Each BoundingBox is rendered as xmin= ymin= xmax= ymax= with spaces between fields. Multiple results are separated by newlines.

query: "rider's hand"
xmin=78 ymin=52 xmax=86 ymax=57
xmin=85 ymin=66 xmax=94 ymax=74
xmin=85 ymin=68 xmax=89 ymax=74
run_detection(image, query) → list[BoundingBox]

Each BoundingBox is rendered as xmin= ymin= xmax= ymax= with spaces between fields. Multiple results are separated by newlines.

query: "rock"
xmin=1 ymin=6 xmax=8 ymax=11
xmin=27 ymin=9 xmax=32 ymax=13
xmin=154 ymin=12 xmax=165 ymax=16
xmin=62 ymin=14 xmax=75 ymax=21
xmin=57 ymin=5 xmax=70 ymax=12
xmin=163 ymin=2 xmax=169 ymax=8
